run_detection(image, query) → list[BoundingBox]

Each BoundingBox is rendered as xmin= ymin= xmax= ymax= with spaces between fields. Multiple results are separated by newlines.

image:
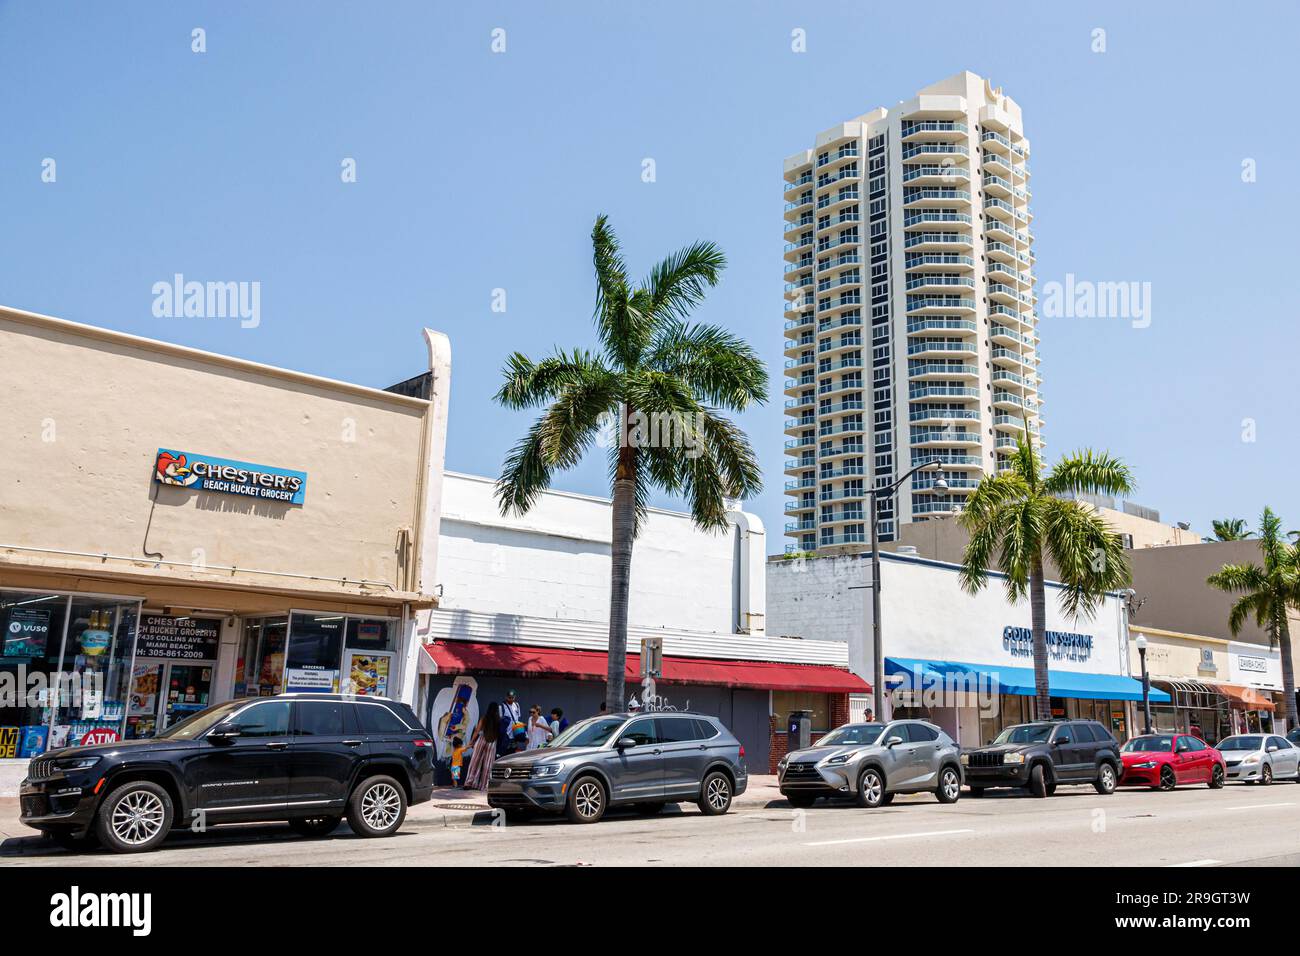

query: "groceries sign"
xmin=154 ymin=448 xmax=307 ymax=505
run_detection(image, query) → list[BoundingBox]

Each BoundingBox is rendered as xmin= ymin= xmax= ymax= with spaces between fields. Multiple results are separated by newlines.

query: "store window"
xmin=0 ymin=589 xmax=142 ymax=757
xmin=235 ymin=617 xmax=289 ymax=698
xmin=285 ymin=613 xmax=346 ymax=692
xmin=772 ymin=691 xmax=832 ymax=732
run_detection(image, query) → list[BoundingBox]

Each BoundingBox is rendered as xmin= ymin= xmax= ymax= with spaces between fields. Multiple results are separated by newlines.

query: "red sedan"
xmin=1119 ymin=734 xmax=1226 ymax=790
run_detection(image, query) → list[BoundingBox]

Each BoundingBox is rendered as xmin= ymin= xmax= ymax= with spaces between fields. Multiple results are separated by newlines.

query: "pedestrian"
xmin=1189 ymin=721 xmax=1204 ymax=740
xmin=550 ymin=707 xmax=568 ymax=737
xmin=863 ymin=707 xmax=875 ymax=723
xmin=501 ymin=689 xmax=522 ymax=730
xmin=463 ymin=702 xmax=500 ymax=791
xmin=449 ymin=736 xmax=465 ymax=786
xmin=526 ymin=705 xmax=551 ymax=750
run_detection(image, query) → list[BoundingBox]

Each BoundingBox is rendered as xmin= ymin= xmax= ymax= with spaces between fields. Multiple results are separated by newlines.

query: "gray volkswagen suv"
xmin=777 ymin=720 xmax=962 ymax=808
xmin=486 ymin=711 xmax=747 ymax=823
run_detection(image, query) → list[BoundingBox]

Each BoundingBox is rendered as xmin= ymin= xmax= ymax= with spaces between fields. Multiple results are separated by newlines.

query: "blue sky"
xmin=3 ymin=1 xmax=1297 ymax=552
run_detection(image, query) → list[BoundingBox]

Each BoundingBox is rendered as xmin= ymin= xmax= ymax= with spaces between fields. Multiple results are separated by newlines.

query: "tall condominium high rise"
xmin=782 ymin=71 xmax=1043 ymax=555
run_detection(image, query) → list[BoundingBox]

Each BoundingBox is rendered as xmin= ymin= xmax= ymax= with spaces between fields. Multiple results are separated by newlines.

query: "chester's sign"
xmin=1002 ymin=625 xmax=1093 ymax=662
xmin=154 ymin=448 xmax=307 ymax=505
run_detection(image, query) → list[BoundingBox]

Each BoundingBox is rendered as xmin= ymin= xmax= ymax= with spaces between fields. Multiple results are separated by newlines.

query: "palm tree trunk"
xmin=1279 ymin=616 xmax=1299 ymax=729
xmin=606 ymin=417 xmax=637 ymax=713
xmin=1029 ymin=555 xmax=1052 ymax=721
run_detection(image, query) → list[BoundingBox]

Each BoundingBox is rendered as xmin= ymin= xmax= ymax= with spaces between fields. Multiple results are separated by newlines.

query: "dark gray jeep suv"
xmin=960 ymin=719 xmax=1120 ymax=797
xmin=486 ymin=711 xmax=747 ymax=823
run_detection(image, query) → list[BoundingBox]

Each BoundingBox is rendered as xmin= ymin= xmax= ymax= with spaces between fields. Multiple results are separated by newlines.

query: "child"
xmin=450 ymin=736 xmax=465 ymax=786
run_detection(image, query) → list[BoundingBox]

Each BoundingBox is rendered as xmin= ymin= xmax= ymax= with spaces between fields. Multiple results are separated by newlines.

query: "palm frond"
xmin=644 ymin=320 xmax=768 ymax=410
xmin=1043 ymin=449 xmax=1136 ymax=498
xmin=644 ymin=240 xmax=726 ymax=325
xmin=495 ymin=349 xmax=611 ymax=410
xmin=495 ymin=418 xmax=554 ymax=516
xmin=1042 ymin=498 xmax=1131 ymax=618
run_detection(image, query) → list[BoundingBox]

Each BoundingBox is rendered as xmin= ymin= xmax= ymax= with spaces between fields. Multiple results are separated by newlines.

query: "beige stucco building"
xmin=0 ymin=305 xmax=450 ymax=761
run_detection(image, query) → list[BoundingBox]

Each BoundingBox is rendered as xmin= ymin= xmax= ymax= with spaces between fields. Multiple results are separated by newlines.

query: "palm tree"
xmin=1207 ymin=507 xmax=1299 ymax=727
xmin=1211 ymin=518 xmax=1253 ymax=541
xmin=957 ymin=434 xmax=1135 ymax=720
xmin=494 ymin=215 xmax=767 ymax=711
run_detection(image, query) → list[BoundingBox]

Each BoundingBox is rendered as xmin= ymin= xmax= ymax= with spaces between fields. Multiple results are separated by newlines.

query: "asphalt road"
xmin=4 ymin=781 xmax=1298 ymax=867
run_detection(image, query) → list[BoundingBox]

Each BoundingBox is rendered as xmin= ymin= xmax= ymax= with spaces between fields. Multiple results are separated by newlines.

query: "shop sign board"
xmin=1002 ymin=625 xmax=1094 ymax=663
xmin=154 ymin=448 xmax=307 ymax=505
xmin=285 ymin=666 xmax=338 ymax=692
xmin=136 ymin=616 xmax=221 ymax=661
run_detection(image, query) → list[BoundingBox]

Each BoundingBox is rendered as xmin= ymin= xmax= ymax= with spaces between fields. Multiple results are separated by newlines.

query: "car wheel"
xmin=856 ymin=767 xmax=886 ymax=809
xmin=565 ymin=775 xmax=606 ymax=824
xmin=1261 ymin=764 xmax=1273 ymax=786
xmin=1093 ymin=762 xmax=1117 ymax=795
xmin=1208 ymin=764 xmax=1225 ymax=789
xmin=95 ymin=781 xmax=173 ymax=854
xmin=1028 ymin=763 xmax=1050 ymax=798
xmin=936 ymin=766 xmax=961 ymax=804
xmin=346 ymin=775 xmax=407 ymax=838
xmin=1158 ymin=765 xmax=1177 ymax=791
xmin=632 ymin=802 xmax=665 ymax=816
xmin=968 ymin=786 xmax=985 ymax=798
xmin=698 ymin=771 xmax=733 ymax=816
xmin=785 ymin=793 xmax=817 ymax=808
xmin=289 ymin=815 xmax=342 ymax=837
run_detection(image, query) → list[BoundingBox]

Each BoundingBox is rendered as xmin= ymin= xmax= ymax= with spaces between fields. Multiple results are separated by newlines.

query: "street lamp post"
xmin=1136 ymin=633 xmax=1152 ymax=735
xmin=869 ymin=459 xmax=947 ymax=719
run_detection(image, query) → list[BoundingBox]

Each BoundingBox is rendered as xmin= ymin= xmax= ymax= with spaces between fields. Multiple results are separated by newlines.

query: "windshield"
xmin=546 ymin=716 xmax=626 ymax=749
xmin=817 ymin=724 xmax=885 ymax=747
xmin=1217 ymin=735 xmax=1263 ymax=751
xmin=994 ymin=723 xmax=1054 ymax=745
xmin=157 ymin=700 xmax=245 ymax=740
xmin=1123 ymin=735 xmax=1175 ymax=753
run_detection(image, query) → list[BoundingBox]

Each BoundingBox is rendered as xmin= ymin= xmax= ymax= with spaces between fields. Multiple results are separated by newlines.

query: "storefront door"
xmin=126 ymin=659 xmax=216 ymax=738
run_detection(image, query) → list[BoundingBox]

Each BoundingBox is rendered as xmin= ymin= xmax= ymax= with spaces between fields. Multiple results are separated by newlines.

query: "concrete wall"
xmin=432 ymin=472 xmax=766 ymax=637
xmin=1128 ymin=539 xmax=1296 ymax=648
xmin=0 ymin=306 xmax=435 ymax=599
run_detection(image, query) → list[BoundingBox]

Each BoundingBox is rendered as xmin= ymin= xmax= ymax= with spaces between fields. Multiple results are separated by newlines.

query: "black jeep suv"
xmin=960 ymin=719 xmax=1120 ymax=798
xmin=19 ymin=693 xmax=435 ymax=853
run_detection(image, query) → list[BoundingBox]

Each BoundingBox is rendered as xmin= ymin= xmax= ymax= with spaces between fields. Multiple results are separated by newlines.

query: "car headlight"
xmin=531 ymin=763 xmax=563 ymax=778
xmin=52 ymin=756 xmax=101 ymax=772
xmin=1003 ymin=752 xmax=1026 ymax=765
xmin=959 ymin=753 xmax=970 ymax=765
xmin=1242 ymin=753 xmax=1261 ymax=765
xmin=778 ymin=756 xmax=789 ymax=770
xmin=824 ymin=751 xmax=857 ymax=765
xmin=1131 ymin=760 xmax=1157 ymax=769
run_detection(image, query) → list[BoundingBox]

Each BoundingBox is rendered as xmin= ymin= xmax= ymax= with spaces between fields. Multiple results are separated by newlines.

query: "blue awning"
xmin=885 ymin=656 xmax=1170 ymax=703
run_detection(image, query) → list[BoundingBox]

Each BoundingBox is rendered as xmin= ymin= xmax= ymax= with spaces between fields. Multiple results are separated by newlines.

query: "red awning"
xmin=421 ymin=640 xmax=870 ymax=694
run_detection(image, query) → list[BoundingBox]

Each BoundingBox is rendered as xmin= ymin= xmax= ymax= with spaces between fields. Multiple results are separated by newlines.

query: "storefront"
xmin=767 ymin=550 xmax=1156 ymax=747
xmin=1128 ymin=625 xmax=1285 ymax=742
xmin=0 ymin=306 xmax=448 ymax=772
xmin=418 ymin=620 xmax=868 ymax=774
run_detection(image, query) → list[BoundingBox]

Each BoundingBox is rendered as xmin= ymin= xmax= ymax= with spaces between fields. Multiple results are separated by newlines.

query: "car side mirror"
xmin=208 ymin=722 xmax=240 ymax=744
xmin=1267 ymin=745 xmax=1279 ymax=753
xmin=615 ymin=737 xmax=637 ymax=750
xmin=884 ymin=735 xmax=903 ymax=748
xmin=1054 ymin=738 xmax=1069 ymax=746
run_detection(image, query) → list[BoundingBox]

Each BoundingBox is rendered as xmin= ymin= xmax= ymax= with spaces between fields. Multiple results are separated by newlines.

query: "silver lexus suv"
xmin=487 ymin=711 xmax=747 ymax=824
xmin=777 ymin=720 xmax=962 ymax=808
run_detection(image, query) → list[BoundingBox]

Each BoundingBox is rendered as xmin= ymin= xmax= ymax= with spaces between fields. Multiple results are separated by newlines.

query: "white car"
xmin=1217 ymin=733 xmax=1300 ymax=785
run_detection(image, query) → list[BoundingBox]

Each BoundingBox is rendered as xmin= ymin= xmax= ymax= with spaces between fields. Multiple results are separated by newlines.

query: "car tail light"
xmin=738 ymin=745 xmax=745 ymax=759
xmin=413 ymin=739 xmax=433 ymax=748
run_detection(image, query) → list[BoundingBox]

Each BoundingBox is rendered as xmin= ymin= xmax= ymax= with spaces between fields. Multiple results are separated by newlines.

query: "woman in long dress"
xmin=463 ymin=702 xmax=500 ymax=791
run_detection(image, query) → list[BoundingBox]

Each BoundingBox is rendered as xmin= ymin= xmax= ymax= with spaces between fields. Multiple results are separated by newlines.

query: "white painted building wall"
xmin=768 ymin=552 xmax=1131 ymax=686
xmin=430 ymin=472 xmax=766 ymax=637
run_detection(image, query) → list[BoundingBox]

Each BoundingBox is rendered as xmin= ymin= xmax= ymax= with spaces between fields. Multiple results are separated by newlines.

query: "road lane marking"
xmin=1224 ymin=802 xmax=1295 ymax=811
xmin=1167 ymin=859 xmax=1221 ymax=867
xmin=803 ymin=828 xmax=974 ymax=847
